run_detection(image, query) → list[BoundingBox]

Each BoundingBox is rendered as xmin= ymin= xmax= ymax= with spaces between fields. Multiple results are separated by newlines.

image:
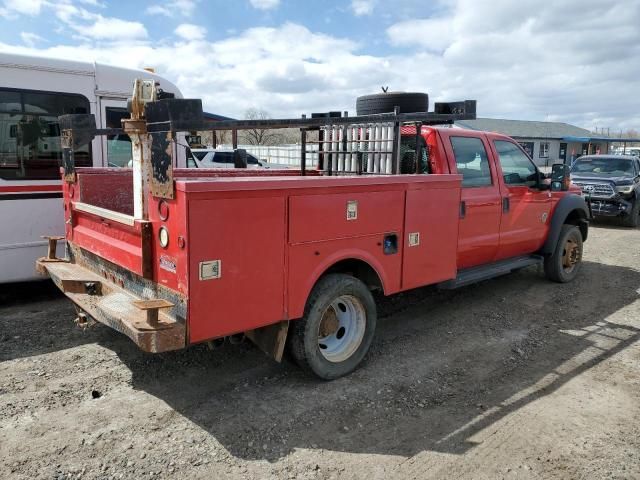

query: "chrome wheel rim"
xmin=318 ymin=295 xmax=366 ymax=363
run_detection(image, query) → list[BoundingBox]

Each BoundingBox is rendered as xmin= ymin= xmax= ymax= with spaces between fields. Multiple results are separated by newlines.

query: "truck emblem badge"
xmin=408 ymin=232 xmax=420 ymax=247
xmin=346 ymin=200 xmax=358 ymax=220
xmin=199 ymin=260 xmax=221 ymax=280
xmin=159 ymin=255 xmax=177 ymax=273
xmin=541 ymin=212 xmax=548 ymax=223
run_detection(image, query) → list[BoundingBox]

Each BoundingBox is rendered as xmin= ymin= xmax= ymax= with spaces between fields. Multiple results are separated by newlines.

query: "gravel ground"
xmin=1 ymin=223 xmax=639 ymax=480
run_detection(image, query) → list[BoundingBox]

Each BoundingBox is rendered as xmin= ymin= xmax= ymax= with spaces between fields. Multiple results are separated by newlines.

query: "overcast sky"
xmin=1 ymin=0 xmax=639 ymax=132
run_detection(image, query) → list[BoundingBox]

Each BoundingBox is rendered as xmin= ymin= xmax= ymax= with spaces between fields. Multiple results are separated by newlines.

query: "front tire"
xmin=288 ymin=274 xmax=377 ymax=380
xmin=621 ymin=198 xmax=639 ymax=228
xmin=544 ymin=225 xmax=583 ymax=283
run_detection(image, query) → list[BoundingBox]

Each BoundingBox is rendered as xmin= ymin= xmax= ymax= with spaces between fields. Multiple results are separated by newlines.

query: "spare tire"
xmin=356 ymin=92 xmax=429 ymax=116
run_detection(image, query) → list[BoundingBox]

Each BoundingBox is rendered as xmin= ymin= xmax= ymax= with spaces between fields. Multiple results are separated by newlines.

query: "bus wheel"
xmin=288 ymin=274 xmax=377 ymax=380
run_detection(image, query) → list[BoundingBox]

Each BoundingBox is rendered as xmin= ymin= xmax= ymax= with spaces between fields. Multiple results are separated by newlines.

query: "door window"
xmin=494 ymin=140 xmax=538 ymax=187
xmin=105 ymin=107 xmax=132 ymax=167
xmin=450 ymin=136 xmax=492 ymax=187
xmin=191 ymin=151 xmax=208 ymax=161
xmin=0 ymin=88 xmax=90 ymax=180
xmin=212 ymin=152 xmax=233 ymax=163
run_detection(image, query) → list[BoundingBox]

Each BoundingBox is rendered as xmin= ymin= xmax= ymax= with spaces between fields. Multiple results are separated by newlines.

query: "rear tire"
xmin=544 ymin=225 xmax=583 ymax=283
xmin=621 ymin=198 xmax=639 ymax=227
xmin=288 ymin=274 xmax=377 ymax=380
xmin=356 ymin=92 xmax=429 ymax=116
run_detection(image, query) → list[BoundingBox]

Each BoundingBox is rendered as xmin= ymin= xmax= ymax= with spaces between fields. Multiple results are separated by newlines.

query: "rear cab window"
xmin=450 ymin=136 xmax=492 ymax=187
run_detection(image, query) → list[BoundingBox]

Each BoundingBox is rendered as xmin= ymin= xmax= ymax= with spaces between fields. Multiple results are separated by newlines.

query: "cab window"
xmin=450 ymin=136 xmax=492 ymax=187
xmin=494 ymin=140 xmax=538 ymax=187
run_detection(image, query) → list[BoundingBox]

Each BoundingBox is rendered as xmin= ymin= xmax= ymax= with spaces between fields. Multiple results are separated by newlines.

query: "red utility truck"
xmin=37 ymin=85 xmax=589 ymax=379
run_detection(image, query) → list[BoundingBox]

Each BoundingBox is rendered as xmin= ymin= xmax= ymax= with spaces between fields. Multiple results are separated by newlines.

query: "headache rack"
xmin=59 ymin=80 xmax=476 ymax=205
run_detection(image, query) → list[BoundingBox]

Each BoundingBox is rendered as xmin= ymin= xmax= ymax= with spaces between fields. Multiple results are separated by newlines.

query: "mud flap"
xmin=244 ymin=321 xmax=290 ymax=363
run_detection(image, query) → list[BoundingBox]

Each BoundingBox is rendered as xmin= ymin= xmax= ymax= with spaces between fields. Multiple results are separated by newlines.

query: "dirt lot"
xmin=1 ymin=223 xmax=639 ymax=480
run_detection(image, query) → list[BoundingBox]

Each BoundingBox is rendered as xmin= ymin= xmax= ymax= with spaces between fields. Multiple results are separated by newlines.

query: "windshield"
xmin=571 ymin=157 xmax=634 ymax=176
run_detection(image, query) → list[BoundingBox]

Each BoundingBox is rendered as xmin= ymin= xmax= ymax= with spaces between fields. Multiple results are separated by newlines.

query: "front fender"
xmin=541 ymin=194 xmax=589 ymax=254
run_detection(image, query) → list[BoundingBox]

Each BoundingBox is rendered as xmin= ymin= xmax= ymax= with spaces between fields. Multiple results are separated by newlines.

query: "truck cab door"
xmin=490 ymin=138 xmax=552 ymax=259
xmin=443 ymin=132 xmax=502 ymax=269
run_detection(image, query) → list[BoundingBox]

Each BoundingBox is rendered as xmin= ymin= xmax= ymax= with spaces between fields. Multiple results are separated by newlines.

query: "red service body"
xmin=39 ymin=108 xmax=589 ymax=379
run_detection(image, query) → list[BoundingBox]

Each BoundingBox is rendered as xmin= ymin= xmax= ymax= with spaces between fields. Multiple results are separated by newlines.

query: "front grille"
xmin=573 ymin=182 xmax=615 ymax=198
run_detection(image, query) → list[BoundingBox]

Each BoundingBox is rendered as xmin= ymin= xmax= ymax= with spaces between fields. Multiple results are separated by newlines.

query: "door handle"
xmin=460 ymin=200 xmax=466 ymax=219
xmin=502 ymin=197 xmax=510 ymax=213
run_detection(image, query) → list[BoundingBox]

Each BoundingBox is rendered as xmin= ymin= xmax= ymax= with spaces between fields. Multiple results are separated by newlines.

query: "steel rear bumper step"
xmin=37 ymin=259 xmax=186 ymax=353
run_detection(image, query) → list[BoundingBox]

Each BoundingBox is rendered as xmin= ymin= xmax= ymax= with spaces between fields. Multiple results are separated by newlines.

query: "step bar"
xmin=439 ymin=255 xmax=543 ymax=290
xmin=37 ymin=255 xmax=186 ymax=353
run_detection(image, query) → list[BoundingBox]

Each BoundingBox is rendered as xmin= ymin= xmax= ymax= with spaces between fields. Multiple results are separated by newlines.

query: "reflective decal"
xmin=159 ymin=255 xmax=177 ymax=273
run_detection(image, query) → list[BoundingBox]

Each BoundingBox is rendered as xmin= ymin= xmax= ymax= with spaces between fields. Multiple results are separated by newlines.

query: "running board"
xmin=438 ymin=255 xmax=543 ymax=290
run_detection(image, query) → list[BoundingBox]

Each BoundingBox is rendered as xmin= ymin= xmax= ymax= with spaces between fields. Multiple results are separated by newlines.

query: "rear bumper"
xmin=37 ymin=253 xmax=186 ymax=353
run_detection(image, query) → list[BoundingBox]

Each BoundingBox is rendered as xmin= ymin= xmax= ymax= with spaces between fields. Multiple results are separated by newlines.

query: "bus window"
xmin=105 ymin=107 xmax=132 ymax=167
xmin=0 ymin=88 xmax=91 ymax=180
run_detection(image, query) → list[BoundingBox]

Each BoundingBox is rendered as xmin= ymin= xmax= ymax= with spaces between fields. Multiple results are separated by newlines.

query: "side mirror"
xmin=550 ymin=163 xmax=571 ymax=191
xmin=534 ymin=170 xmax=550 ymax=190
xmin=503 ymin=172 xmax=521 ymax=185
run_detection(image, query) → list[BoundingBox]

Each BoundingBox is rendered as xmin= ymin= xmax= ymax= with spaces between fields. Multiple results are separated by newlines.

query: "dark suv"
xmin=571 ymin=155 xmax=640 ymax=227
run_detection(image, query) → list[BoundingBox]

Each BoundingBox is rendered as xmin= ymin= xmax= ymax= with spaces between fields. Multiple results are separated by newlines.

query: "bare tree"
xmin=243 ymin=108 xmax=283 ymax=146
xmin=196 ymin=129 xmax=231 ymax=147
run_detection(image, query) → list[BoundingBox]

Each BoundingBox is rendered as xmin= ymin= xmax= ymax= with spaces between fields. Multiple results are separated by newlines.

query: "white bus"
xmin=0 ymin=53 xmax=183 ymax=283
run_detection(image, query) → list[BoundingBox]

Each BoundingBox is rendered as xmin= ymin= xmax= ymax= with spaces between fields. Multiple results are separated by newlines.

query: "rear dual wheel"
xmin=288 ymin=274 xmax=377 ymax=380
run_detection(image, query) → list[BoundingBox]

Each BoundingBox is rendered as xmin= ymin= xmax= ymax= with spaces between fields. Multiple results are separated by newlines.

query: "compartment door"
xmin=402 ymin=187 xmax=460 ymax=290
xmin=188 ymin=196 xmax=286 ymax=343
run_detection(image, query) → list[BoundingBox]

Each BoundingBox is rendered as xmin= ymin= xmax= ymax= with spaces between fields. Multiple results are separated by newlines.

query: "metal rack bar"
xmin=146 ymin=106 xmax=476 ymax=133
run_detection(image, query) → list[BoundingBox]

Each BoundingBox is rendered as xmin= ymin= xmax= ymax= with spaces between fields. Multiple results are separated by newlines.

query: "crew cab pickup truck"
xmin=570 ymin=154 xmax=640 ymax=227
xmin=37 ymin=86 xmax=590 ymax=380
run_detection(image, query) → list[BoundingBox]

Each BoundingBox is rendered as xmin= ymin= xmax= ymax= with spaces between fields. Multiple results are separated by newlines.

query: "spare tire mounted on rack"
xmin=356 ymin=92 xmax=429 ymax=116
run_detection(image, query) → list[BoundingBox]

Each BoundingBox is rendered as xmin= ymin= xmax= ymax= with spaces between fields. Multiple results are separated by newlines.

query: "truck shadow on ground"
xmin=110 ymin=259 xmax=640 ymax=461
xmin=12 ymin=260 xmax=634 ymax=462
xmin=0 ymin=280 xmax=112 ymax=362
